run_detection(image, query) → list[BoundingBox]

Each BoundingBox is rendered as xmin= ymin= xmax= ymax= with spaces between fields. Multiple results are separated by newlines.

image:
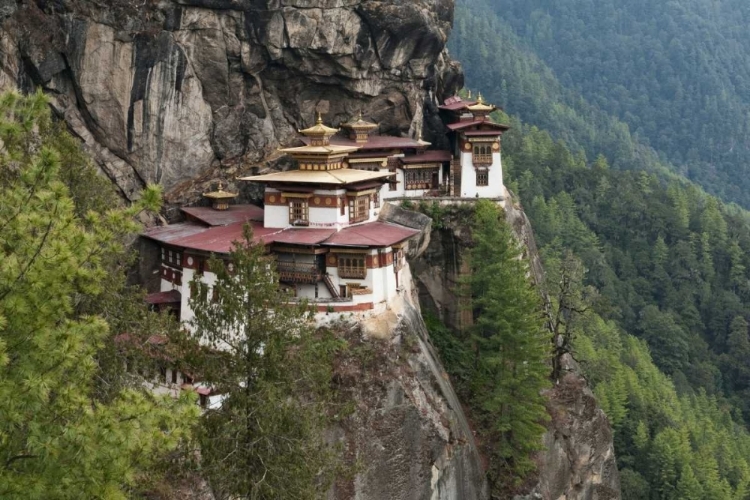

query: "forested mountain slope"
xmin=450 ymin=0 xmax=750 ymax=208
xmin=448 ymin=0 xmax=750 ymax=496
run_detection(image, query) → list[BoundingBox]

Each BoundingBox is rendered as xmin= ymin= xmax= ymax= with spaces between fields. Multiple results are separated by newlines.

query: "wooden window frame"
xmin=476 ymin=169 xmax=489 ymax=187
xmin=348 ymin=195 xmax=369 ymax=223
xmin=338 ymin=254 xmax=367 ymax=279
xmin=289 ymin=199 xmax=309 ymax=226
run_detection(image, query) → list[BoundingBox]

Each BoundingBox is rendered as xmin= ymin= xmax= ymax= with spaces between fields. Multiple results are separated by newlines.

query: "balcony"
xmin=276 ymin=262 xmax=320 ymax=284
xmin=472 ymin=154 xmax=493 ymax=165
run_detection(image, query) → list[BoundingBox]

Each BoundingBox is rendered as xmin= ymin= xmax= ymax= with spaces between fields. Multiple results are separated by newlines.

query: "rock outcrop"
xmin=331 ymin=303 xmax=489 ymax=500
xmin=411 ymin=194 xmax=621 ymax=500
xmin=0 ymin=0 xmax=461 ymax=205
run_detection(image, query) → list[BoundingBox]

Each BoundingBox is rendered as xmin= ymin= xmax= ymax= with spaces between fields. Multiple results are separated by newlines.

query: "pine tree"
xmin=0 ymin=90 xmax=197 ymax=498
xmin=466 ymin=200 xmax=550 ymax=487
xmin=186 ymin=228 xmax=341 ymax=499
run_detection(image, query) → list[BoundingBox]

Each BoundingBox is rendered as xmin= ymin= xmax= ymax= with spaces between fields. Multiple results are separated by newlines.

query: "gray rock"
xmin=1 ymin=0 xmax=460 ymax=203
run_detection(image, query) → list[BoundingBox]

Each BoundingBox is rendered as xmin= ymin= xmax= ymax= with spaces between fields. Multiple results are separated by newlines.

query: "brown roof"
xmin=145 ymin=290 xmax=182 ymax=305
xmin=182 ymin=205 xmax=264 ymax=227
xmin=143 ymin=220 xmax=282 ymax=254
xmin=271 ymin=228 xmax=336 ymax=246
xmin=401 ymin=150 xmax=452 ymax=164
xmin=447 ymin=120 xmax=510 ymax=132
xmin=323 ymin=222 xmax=420 ymax=248
xmin=439 ymin=96 xmax=477 ymax=111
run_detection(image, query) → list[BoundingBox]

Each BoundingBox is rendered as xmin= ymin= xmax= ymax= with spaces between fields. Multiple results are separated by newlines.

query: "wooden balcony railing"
xmin=276 ymin=262 xmax=320 ymax=284
xmin=472 ymin=154 xmax=493 ymax=165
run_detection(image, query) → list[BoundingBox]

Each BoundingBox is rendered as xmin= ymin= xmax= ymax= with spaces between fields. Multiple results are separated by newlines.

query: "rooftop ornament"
xmin=467 ymin=92 xmax=496 ymax=116
xmin=299 ymin=112 xmax=340 ymax=146
xmin=343 ymin=111 xmax=379 ymax=144
xmin=203 ymin=181 xmax=238 ymax=211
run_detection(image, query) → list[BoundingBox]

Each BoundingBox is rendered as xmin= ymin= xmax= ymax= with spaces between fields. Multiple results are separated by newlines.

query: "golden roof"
xmin=344 ymin=111 xmax=378 ymax=131
xmin=299 ymin=113 xmax=339 ymax=137
xmin=240 ymin=168 xmax=393 ymax=185
xmin=279 ymin=144 xmax=360 ymax=155
xmin=467 ymin=92 xmax=496 ymax=113
xmin=203 ymin=181 xmax=238 ymax=199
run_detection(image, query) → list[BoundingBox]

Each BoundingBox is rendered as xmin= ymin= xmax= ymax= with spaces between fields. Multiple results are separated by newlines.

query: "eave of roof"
xmin=181 ymin=205 xmax=264 ymax=227
xmin=240 ymin=168 xmax=393 ymax=185
xmin=447 ymin=120 xmax=511 ymax=132
xmin=322 ymin=222 xmax=420 ymax=248
xmin=401 ymin=150 xmax=452 ymax=164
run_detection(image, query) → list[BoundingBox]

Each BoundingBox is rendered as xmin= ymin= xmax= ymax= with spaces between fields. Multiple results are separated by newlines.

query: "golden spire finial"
xmin=217 ymin=180 xmax=224 ymax=191
xmin=316 ymin=112 xmax=323 ymax=124
xmin=467 ymin=90 xmax=472 ymax=99
xmin=477 ymin=92 xmax=484 ymax=104
xmin=358 ymin=110 xmax=363 ymax=121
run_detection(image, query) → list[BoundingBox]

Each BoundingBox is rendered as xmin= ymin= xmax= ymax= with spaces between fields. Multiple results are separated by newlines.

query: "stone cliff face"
xmin=411 ymin=193 xmax=621 ymax=500
xmin=0 ymin=0 xmax=461 ymax=204
xmin=330 ymin=303 xmax=489 ymax=500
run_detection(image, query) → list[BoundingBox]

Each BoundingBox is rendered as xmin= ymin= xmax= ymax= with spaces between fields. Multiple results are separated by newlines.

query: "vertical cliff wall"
xmin=411 ymin=193 xmax=621 ymax=500
xmin=0 ymin=0 xmax=461 ymax=204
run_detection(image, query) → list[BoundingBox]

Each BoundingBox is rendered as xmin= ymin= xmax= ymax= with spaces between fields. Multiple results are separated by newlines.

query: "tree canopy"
xmin=0 ymin=91 xmax=197 ymax=499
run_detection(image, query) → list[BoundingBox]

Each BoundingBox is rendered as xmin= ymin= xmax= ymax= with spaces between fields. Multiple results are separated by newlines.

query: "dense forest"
xmin=447 ymin=0 xmax=750 ymax=496
xmin=450 ymin=0 xmax=750 ymax=208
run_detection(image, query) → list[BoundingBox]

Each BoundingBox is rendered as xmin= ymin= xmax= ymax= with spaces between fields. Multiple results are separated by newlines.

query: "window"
xmin=171 ymin=369 xmax=178 ymax=384
xmin=404 ymin=168 xmax=434 ymax=190
xmin=373 ymin=191 xmax=380 ymax=209
xmin=348 ymin=195 xmax=369 ymax=223
xmin=338 ymin=254 xmax=367 ymax=279
xmin=289 ymin=199 xmax=309 ymax=225
xmin=472 ymin=144 xmax=492 ymax=165
xmin=476 ymin=169 xmax=489 ymax=187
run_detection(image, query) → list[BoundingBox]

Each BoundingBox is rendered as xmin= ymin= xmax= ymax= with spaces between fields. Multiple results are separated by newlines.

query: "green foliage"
xmin=452 ymin=0 xmax=750 ymax=209
xmin=186 ymin=228 xmax=342 ymax=499
xmin=426 ymin=202 xmax=549 ymax=493
xmin=0 ymin=90 xmax=197 ymax=498
xmin=494 ymin=108 xmax=750 ymax=497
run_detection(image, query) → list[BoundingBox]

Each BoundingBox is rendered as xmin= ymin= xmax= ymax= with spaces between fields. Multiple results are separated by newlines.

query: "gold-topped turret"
xmin=343 ymin=111 xmax=379 ymax=144
xmin=203 ymin=181 xmax=238 ymax=211
xmin=467 ymin=92 xmax=496 ymax=117
xmin=299 ymin=112 xmax=340 ymax=146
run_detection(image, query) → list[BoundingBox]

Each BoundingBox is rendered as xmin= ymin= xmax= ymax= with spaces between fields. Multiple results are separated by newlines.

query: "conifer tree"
xmin=186 ymin=229 xmax=340 ymax=499
xmin=0 ymin=90 xmax=197 ymax=498
xmin=466 ymin=200 xmax=550 ymax=486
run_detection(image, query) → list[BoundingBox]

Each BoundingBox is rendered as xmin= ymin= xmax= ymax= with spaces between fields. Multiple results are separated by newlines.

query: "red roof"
xmin=182 ymin=205 xmax=264 ymax=227
xmin=401 ymin=150 xmax=452 ymax=164
xmin=142 ymin=222 xmax=209 ymax=245
xmin=271 ymin=228 xmax=336 ymax=246
xmin=145 ymin=290 xmax=182 ymax=305
xmin=447 ymin=120 xmax=510 ymax=132
xmin=439 ymin=96 xmax=477 ymax=111
xmin=323 ymin=222 xmax=419 ymax=248
xmin=144 ymin=220 xmax=282 ymax=254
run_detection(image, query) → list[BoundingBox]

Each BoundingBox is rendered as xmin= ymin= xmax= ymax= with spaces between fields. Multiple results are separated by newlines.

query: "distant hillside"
xmin=450 ymin=0 xmax=750 ymax=208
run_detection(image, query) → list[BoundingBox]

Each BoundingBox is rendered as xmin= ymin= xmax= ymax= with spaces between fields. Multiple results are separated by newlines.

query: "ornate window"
xmin=289 ymin=199 xmax=309 ymax=225
xmin=472 ymin=144 xmax=492 ymax=165
xmin=404 ymin=168 xmax=434 ymax=190
xmin=476 ymin=169 xmax=489 ymax=187
xmin=338 ymin=254 xmax=367 ymax=279
xmin=348 ymin=195 xmax=370 ymax=223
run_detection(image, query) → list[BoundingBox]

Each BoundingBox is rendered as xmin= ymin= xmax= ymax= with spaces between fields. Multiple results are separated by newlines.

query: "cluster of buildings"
xmin=132 ymin=93 xmax=508 ymax=400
